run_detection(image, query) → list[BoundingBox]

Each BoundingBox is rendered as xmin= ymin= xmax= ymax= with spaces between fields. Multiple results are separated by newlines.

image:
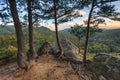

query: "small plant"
xmin=8 ymin=45 xmax=17 ymax=55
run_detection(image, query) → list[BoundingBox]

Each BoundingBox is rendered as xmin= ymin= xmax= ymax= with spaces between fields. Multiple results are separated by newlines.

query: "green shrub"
xmin=8 ymin=45 xmax=17 ymax=55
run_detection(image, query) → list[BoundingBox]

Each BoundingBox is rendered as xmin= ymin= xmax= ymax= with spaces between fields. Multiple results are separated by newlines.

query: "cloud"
xmin=107 ymin=20 xmax=120 ymax=28
xmin=38 ymin=21 xmax=82 ymax=31
xmin=46 ymin=21 xmax=83 ymax=31
xmin=99 ymin=20 xmax=120 ymax=29
xmin=57 ymin=19 xmax=120 ymax=30
xmin=78 ymin=11 xmax=86 ymax=16
xmin=71 ymin=10 xmax=86 ymax=17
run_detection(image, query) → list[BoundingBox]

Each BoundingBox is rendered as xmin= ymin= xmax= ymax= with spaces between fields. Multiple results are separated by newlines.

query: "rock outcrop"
xmin=36 ymin=38 xmax=83 ymax=62
xmin=91 ymin=54 xmax=120 ymax=80
xmin=50 ymin=38 xmax=83 ymax=61
xmin=36 ymin=42 xmax=52 ymax=59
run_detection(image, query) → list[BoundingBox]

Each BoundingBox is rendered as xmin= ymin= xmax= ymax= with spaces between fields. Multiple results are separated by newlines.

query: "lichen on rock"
xmin=91 ymin=53 xmax=120 ymax=80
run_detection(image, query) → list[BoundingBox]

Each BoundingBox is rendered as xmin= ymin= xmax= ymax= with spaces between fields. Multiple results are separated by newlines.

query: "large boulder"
xmin=36 ymin=42 xmax=52 ymax=59
xmin=50 ymin=38 xmax=83 ymax=61
xmin=91 ymin=54 xmax=120 ymax=80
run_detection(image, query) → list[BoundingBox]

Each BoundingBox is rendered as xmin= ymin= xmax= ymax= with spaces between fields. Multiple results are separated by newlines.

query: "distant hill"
xmin=95 ymin=28 xmax=120 ymax=41
xmin=0 ymin=25 xmax=120 ymax=53
xmin=92 ymin=28 xmax=120 ymax=52
xmin=0 ymin=25 xmax=15 ymax=35
xmin=59 ymin=28 xmax=70 ymax=33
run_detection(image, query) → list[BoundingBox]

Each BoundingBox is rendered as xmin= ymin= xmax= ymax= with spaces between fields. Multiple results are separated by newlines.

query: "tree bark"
xmin=78 ymin=37 xmax=81 ymax=53
xmin=27 ymin=0 xmax=36 ymax=61
xmin=8 ymin=0 xmax=28 ymax=70
xmin=83 ymin=0 xmax=95 ymax=66
xmin=53 ymin=0 xmax=63 ymax=56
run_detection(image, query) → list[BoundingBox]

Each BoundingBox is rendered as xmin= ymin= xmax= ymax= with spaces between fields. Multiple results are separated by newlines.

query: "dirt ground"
xmin=0 ymin=55 xmax=79 ymax=80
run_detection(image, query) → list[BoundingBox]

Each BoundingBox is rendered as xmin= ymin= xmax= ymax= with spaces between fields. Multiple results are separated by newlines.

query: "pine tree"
xmin=39 ymin=0 xmax=90 ymax=57
xmin=83 ymin=0 xmax=120 ymax=66
xmin=8 ymin=0 xmax=29 ymax=70
xmin=27 ymin=0 xmax=36 ymax=61
xmin=69 ymin=24 xmax=101 ymax=54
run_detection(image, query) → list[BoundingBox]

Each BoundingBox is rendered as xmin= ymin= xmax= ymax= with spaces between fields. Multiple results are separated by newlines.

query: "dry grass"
xmin=0 ymin=54 xmax=78 ymax=80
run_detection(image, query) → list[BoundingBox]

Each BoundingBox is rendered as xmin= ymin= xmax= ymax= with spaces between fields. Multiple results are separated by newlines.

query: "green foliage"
xmin=0 ymin=25 xmax=120 ymax=54
xmin=39 ymin=0 xmax=91 ymax=23
xmin=69 ymin=24 xmax=86 ymax=37
xmin=8 ymin=45 xmax=17 ymax=55
xmin=69 ymin=24 xmax=102 ymax=38
xmin=0 ymin=25 xmax=15 ymax=35
xmin=87 ymin=53 xmax=96 ymax=60
xmin=87 ymin=53 xmax=120 ymax=60
xmin=0 ymin=32 xmax=17 ymax=65
xmin=0 ymin=48 xmax=8 ymax=55
xmin=88 ymin=0 xmax=120 ymax=24
xmin=0 ymin=25 xmax=120 ymax=65
xmin=89 ymin=42 xmax=109 ymax=53
xmin=93 ymin=29 xmax=120 ymax=53
xmin=111 ymin=53 xmax=120 ymax=58
xmin=97 ymin=3 xmax=120 ymax=19
xmin=0 ymin=35 xmax=17 ymax=47
xmin=0 ymin=46 xmax=17 ymax=65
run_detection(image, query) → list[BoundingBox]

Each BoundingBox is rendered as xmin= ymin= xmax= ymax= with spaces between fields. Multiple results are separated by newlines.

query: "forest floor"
xmin=0 ymin=54 xmax=79 ymax=80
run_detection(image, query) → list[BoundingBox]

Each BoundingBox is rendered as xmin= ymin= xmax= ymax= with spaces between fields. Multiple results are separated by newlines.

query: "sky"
xmin=1 ymin=1 xmax=120 ymax=31
xmin=41 ymin=1 xmax=120 ymax=31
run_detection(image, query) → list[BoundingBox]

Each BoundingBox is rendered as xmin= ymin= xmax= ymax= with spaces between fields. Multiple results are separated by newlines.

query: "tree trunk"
xmin=78 ymin=37 xmax=81 ymax=53
xmin=8 ymin=0 xmax=29 ymax=70
xmin=27 ymin=0 xmax=36 ymax=61
xmin=83 ymin=0 xmax=95 ymax=66
xmin=53 ymin=0 xmax=63 ymax=56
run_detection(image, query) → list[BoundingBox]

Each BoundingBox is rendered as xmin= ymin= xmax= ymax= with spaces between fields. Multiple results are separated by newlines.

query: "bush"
xmin=8 ymin=45 xmax=17 ymax=55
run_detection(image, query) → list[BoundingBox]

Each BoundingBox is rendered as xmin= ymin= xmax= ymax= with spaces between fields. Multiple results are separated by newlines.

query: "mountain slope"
xmin=0 ymin=26 xmax=120 ymax=53
xmin=91 ymin=28 xmax=120 ymax=52
xmin=59 ymin=28 xmax=70 ymax=33
xmin=0 ymin=25 xmax=15 ymax=35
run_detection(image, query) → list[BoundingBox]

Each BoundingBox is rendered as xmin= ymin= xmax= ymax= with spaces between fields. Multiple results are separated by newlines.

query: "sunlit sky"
xmin=1 ymin=1 xmax=120 ymax=31
xmin=43 ymin=1 xmax=120 ymax=31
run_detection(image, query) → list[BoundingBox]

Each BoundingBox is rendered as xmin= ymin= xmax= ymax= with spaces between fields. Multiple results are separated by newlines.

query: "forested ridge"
xmin=0 ymin=25 xmax=120 ymax=65
xmin=0 ymin=25 xmax=120 ymax=54
xmin=92 ymin=28 xmax=120 ymax=53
